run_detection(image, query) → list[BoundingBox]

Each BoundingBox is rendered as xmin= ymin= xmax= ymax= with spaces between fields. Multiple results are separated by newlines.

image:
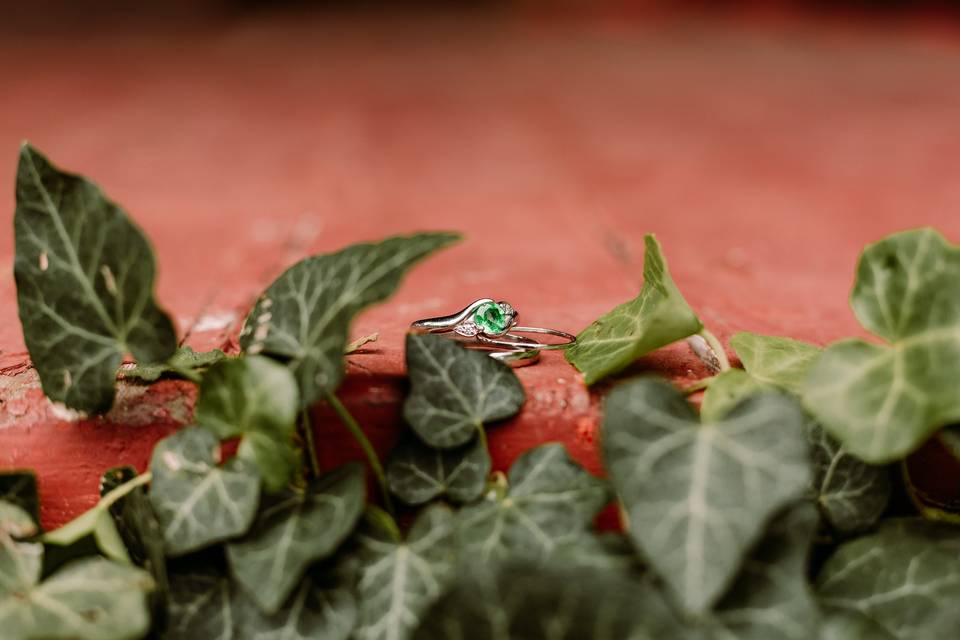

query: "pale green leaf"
xmin=699 ymin=369 xmax=772 ymax=423
xmin=0 ymin=473 xmax=40 ymax=529
xmin=195 ymin=355 xmax=300 ymax=492
xmin=0 ymin=502 xmax=42 ymax=599
xmin=565 ymin=235 xmax=703 ymax=384
xmin=603 ymin=378 xmax=811 ymax=614
xmin=804 ymin=228 xmax=960 ymax=462
xmin=403 ymin=334 xmax=524 ymax=449
xmin=454 ymin=443 xmax=609 ymax=564
xmin=149 ymin=427 xmax=261 ymax=556
xmin=729 ymin=333 xmax=820 ymax=395
xmin=13 ymin=143 xmax=176 ymax=414
xmin=817 ymin=518 xmax=960 ymax=640
xmin=352 ymin=505 xmax=456 ymax=640
xmin=239 ymin=233 xmax=460 ymax=407
xmin=121 ymin=346 xmax=227 ymax=383
xmin=386 ymin=435 xmax=491 ymax=505
xmin=227 ymin=463 xmax=365 ymax=614
xmin=0 ymin=500 xmax=37 ymax=540
xmin=820 ymin=608 xmax=896 ymax=640
xmin=0 ymin=556 xmax=153 ymax=640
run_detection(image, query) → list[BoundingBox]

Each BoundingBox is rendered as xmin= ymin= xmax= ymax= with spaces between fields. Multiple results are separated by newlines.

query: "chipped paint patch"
xmin=192 ymin=311 xmax=237 ymax=333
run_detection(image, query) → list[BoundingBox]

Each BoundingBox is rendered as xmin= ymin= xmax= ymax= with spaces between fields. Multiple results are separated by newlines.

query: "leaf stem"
xmin=324 ymin=390 xmax=395 ymax=515
xmin=299 ymin=410 xmax=321 ymax=478
xmin=698 ymin=328 xmax=731 ymax=372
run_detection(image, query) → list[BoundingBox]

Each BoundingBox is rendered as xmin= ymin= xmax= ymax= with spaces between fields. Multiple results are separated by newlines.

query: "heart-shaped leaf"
xmin=806 ymin=423 xmax=890 ymax=535
xmin=404 ymin=334 xmax=524 ymax=449
xmin=239 ymin=233 xmax=460 ymax=407
xmin=227 ymin=463 xmax=365 ymax=614
xmin=195 ymin=355 xmax=300 ymax=492
xmin=386 ymin=435 xmax=491 ymax=505
xmin=149 ymin=427 xmax=261 ymax=556
xmin=0 ymin=472 xmax=40 ymax=529
xmin=454 ymin=443 xmax=609 ymax=564
xmin=121 ymin=346 xmax=227 ymax=383
xmin=729 ymin=333 xmax=820 ymax=395
xmin=817 ymin=518 xmax=960 ymax=640
xmin=414 ymin=560 xmax=691 ymax=640
xmin=565 ymin=235 xmax=703 ymax=384
xmin=603 ymin=378 xmax=811 ymax=613
xmin=0 ymin=555 xmax=153 ymax=640
xmin=804 ymin=228 xmax=960 ymax=462
xmin=351 ymin=505 xmax=456 ymax=640
xmin=709 ymin=503 xmax=820 ymax=640
xmin=13 ymin=143 xmax=176 ymax=414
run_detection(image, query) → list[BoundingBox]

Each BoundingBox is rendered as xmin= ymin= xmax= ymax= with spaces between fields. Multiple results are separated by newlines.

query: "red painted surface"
xmin=2 ymin=9 xmax=960 ymax=529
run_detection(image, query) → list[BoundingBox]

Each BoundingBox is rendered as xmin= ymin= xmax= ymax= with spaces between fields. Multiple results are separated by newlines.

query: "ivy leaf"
xmin=404 ymin=334 xmax=524 ymax=449
xmin=708 ymin=503 xmax=820 ymax=640
xmin=803 ymin=228 xmax=960 ymax=463
xmin=820 ymin=609 xmax=897 ymax=640
xmin=1 ymin=501 xmax=42 ymax=598
xmin=149 ymin=427 xmax=261 ymax=556
xmin=454 ymin=443 xmax=609 ymax=564
xmin=699 ymin=369 xmax=771 ymax=423
xmin=386 ymin=435 xmax=491 ymax=505
xmin=0 ymin=501 xmax=38 ymax=540
xmin=603 ymin=378 xmax=811 ymax=614
xmin=226 ymin=463 xmax=365 ymax=614
xmin=0 ymin=472 xmax=40 ymax=528
xmin=414 ymin=561 xmax=691 ymax=640
xmin=42 ymin=471 xmax=153 ymax=564
xmin=121 ymin=346 xmax=227 ymax=383
xmin=13 ymin=143 xmax=176 ymax=414
xmin=165 ymin=568 xmax=234 ymax=640
xmin=195 ymin=355 xmax=300 ymax=492
xmin=352 ymin=505 xmax=456 ymax=640
xmin=728 ymin=333 xmax=820 ymax=395
xmin=239 ymin=233 xmax=460 ymax=407
xmin=0 ymin=556 xmax=153 ymax=640
xmin=817 ymin=518 xmax=960 ymax=640
xmin=565 ymin=235 xmax=703 ymax=385
xmin=806 ymin=422 xmax=890 ymax=535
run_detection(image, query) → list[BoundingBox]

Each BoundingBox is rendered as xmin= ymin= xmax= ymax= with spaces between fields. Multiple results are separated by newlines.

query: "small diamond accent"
xmin=454 ymin=321 xmax=480 ymax=337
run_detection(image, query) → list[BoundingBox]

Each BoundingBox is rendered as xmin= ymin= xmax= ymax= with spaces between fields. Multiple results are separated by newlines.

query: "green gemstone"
xmin=474 ymin=302 xmax=509 ymax=335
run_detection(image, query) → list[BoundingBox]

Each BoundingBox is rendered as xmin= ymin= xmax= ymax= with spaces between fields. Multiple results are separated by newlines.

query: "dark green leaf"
xmin=0 ymin=556 xmax=153 ymax=640
xmin=403 ymin=334 xmax=524 ymax=449
xmin=603 ymin=378 xmax=811 ymax=614
xmin=708 ymin=503 xmax=820 ymax=640
xmin=386 ymin=435 xmax=491 ymax=505
xmin=804 ymin=228 xmax=960 ymax=462
xmin=806 ymin=422 xmax=890 ymax=535
xmin=0 ymin=472 xmax=40 ymax=528
xmin=728 ymin=333 xmax=820 ymax=395
xmin=565 ymin=235 xmax=703 ymax=384
xmin=817 ymin=518 xmax=960 ymax=640
xmin=352 ymin=505 xmax=456 ymax=640
xmin=195 ymin=355 xmax=300 ymax=492
xmin=121 ymin=346 xmax=227 ymax=383
xmin=227 ymin=463 xmax=365 ymax=614
xmin=165 ymin=568 xmax=234 ymax=640
xmin=13 ymin=143 xmax=176 ymax=414
xmin=149 ymin=427 xmax=261 ymax=556
xmin=454 ymin=443 xmax=609 ymax=564
xmin=239 ymin=233 xmax=460 ymax=407
xmin=414 ymin=561 xmax=692 ymax=640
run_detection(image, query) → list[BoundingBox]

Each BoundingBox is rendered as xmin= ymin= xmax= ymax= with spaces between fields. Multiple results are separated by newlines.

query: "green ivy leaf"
xmin=603 ymin=378 xmax=811 ymax=614
xmin=708 ymin=503 xmax=820 ymax=640
xmin=817 ymin=518 xmax=960 ymax=640
xmin=226 ymin=463 xmax=365 ymax=614
xmin=386 ymin=435 xmax=491 ymax=505
xmin=0 ymin=555 xmax=153 ymax=640
xmin=804 ymin=228 xmax=960 ymax=462
xmin=414 ymin=561 xmax=691 ymax=640
xmin=352 ymin=505 xmax=456 ymax=640
xmin=806 ymin=423 xmax=890 ymax=535
xmin=13 ymin=143 xmax=176 ymax=414
xmin=165 ymin=568 xmax=234 ymax=640
xmin=728 ymin=333 xmax=820 ymax=395
xmin=0 ymin=472 xmax=40 ymax=528
xmin=403 ymin=334 xmax=524 ymax=449
xmin=565 ymin=235 xmax=703 ymax=385
xmin=1 ymin=501 xmax=42 ymax=599
xmin=0 ymin=501 xmax=38 ymax=540
xmin=195 ymin=355 xmax=300 ymax=492
xmin=149 ymin=427 xmax=261 ymax=556
xmin=699 ymin=369 xmax=772 ymax=423
xmin=454 ymin=444 xmax=609 ymax=564
xmin=239 ymin=233 xmax=460 ymax=407
xmin=122 ymin=346 xmax=227 ymax=383
xmin=820 ymin=608 xmax=897 ymax=640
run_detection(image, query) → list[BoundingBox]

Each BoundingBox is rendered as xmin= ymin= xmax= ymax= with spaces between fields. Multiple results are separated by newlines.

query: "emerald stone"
xmin=474 ymin=302 xmax=510 ymax=335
